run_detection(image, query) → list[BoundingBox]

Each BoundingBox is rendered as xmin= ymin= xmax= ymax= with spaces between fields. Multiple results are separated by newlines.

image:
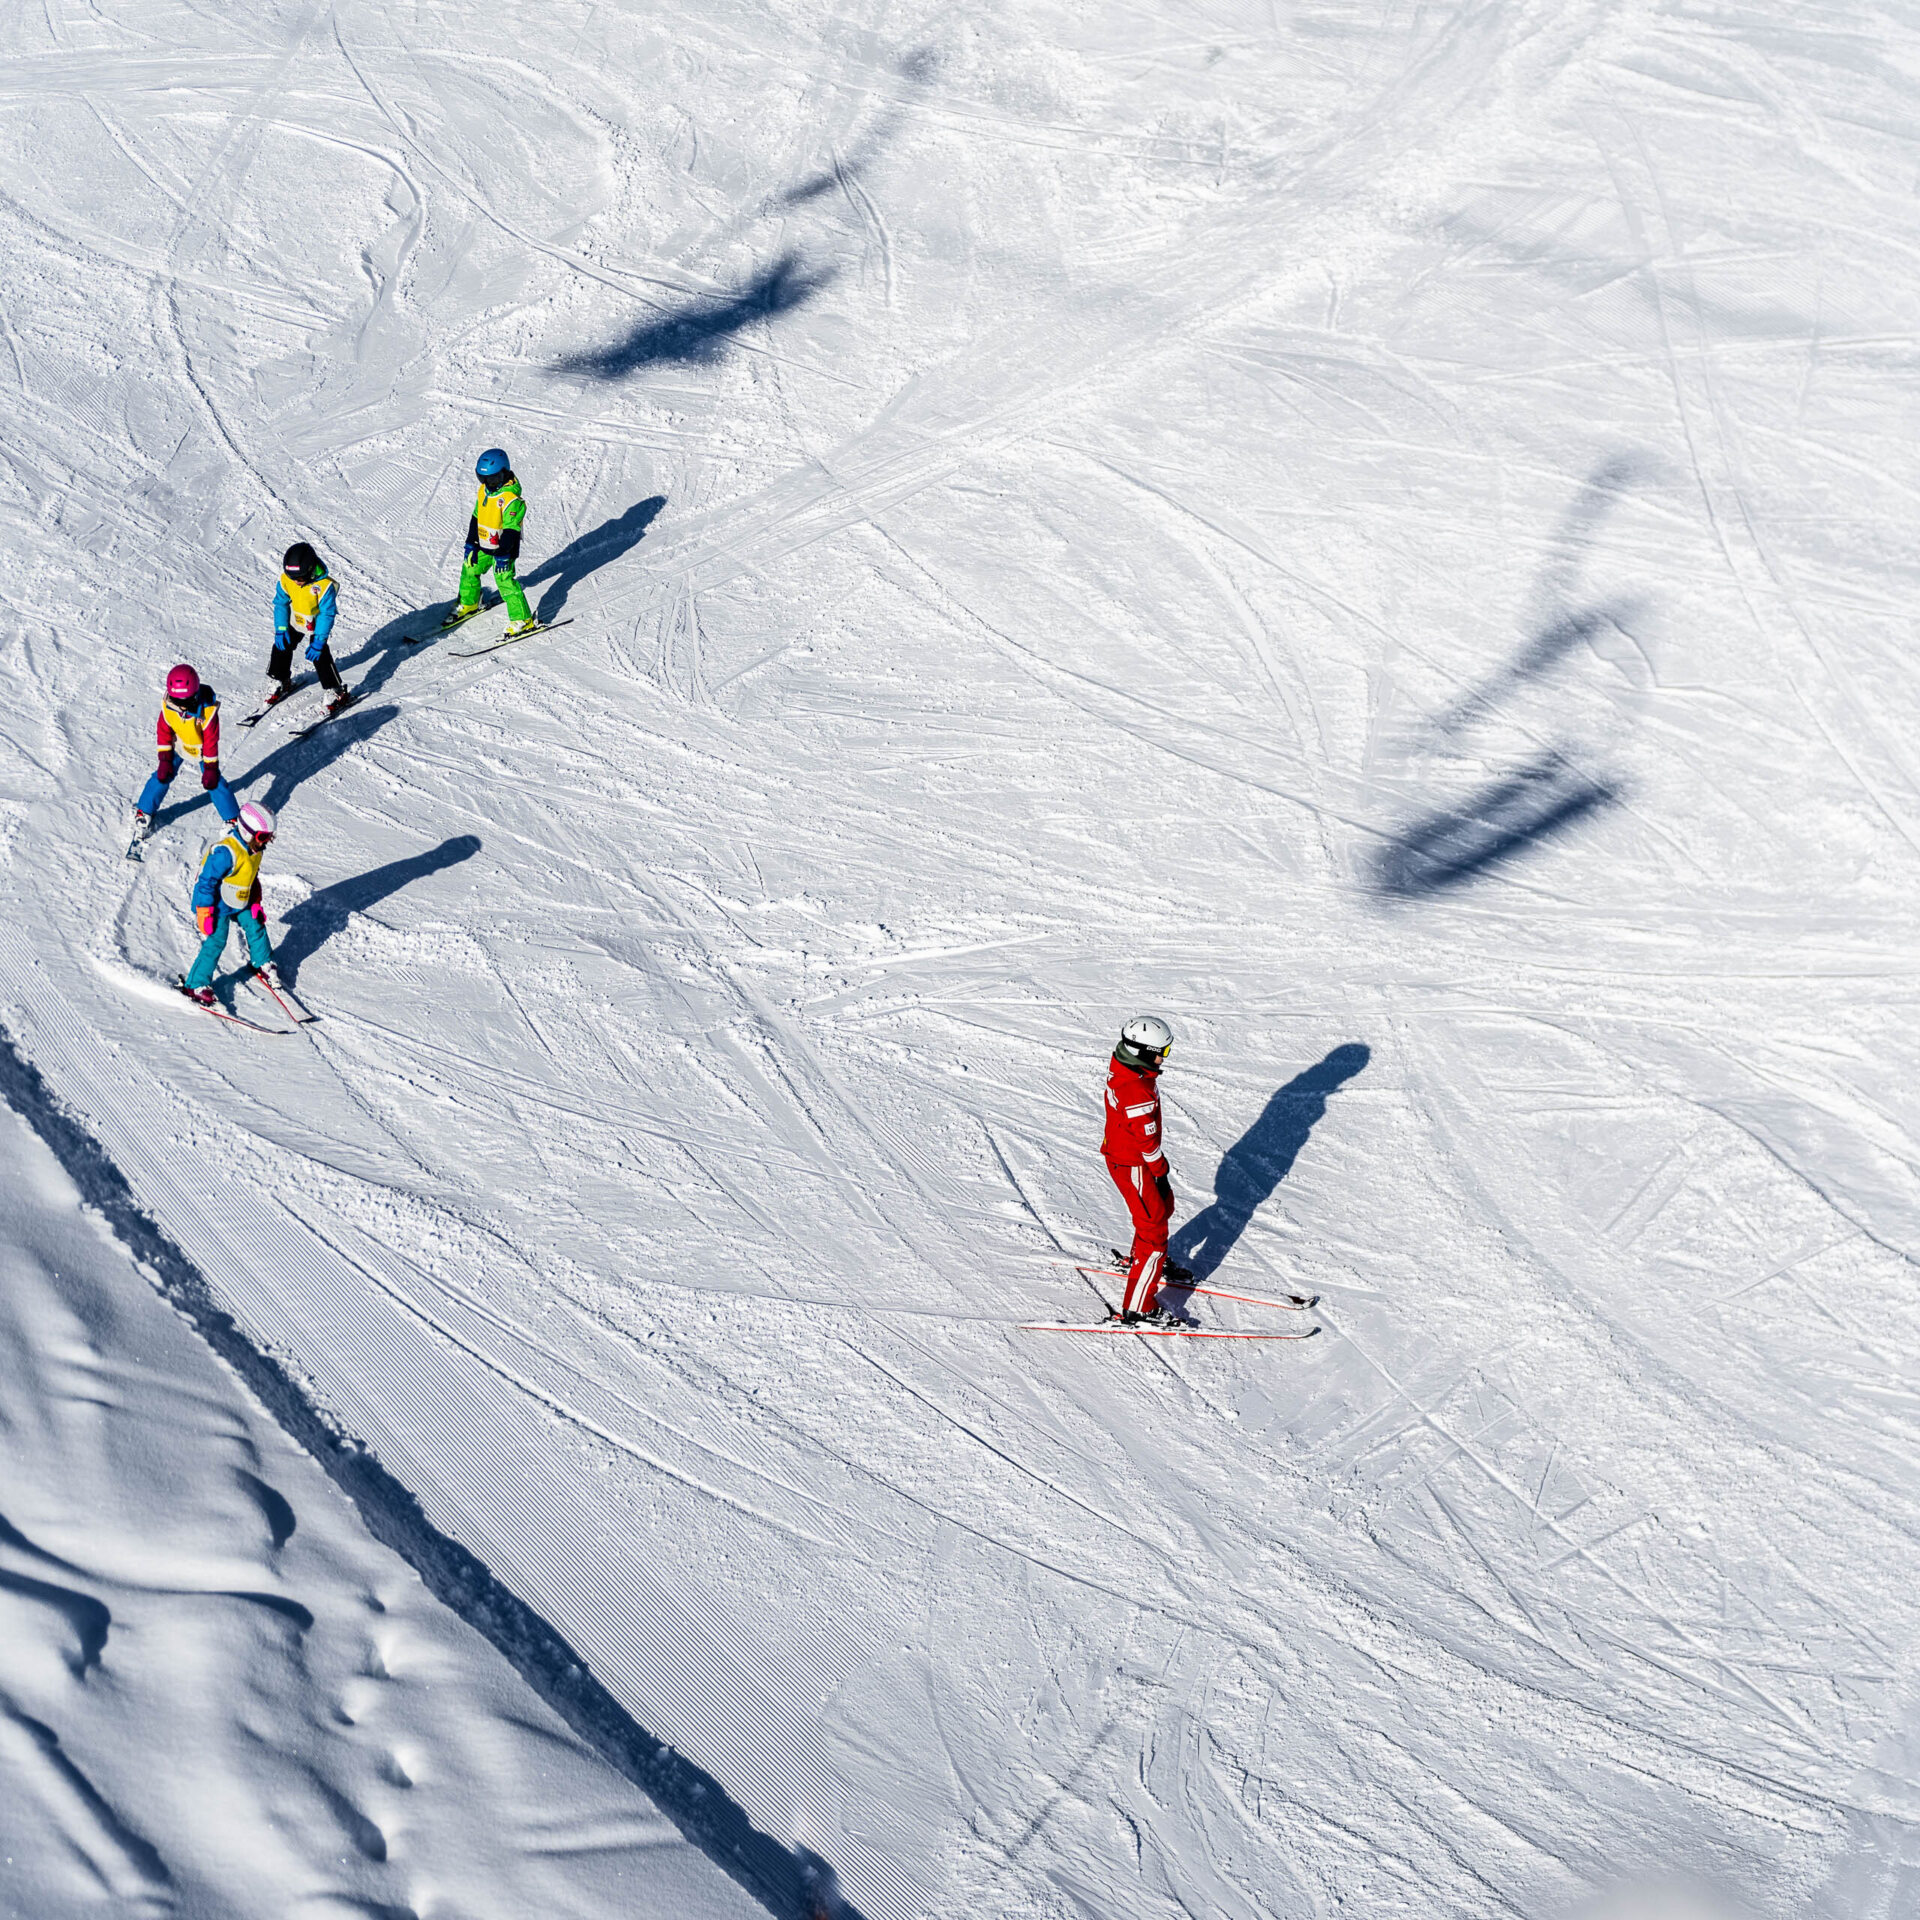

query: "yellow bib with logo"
xmin=208 ymin=829 xmax=263 ymax=912
xmin=280 ymin=569 xmax=333 ymax=634
xmin=162 ymin=701 xmax=215 ymax=763
xmin=473 ymin=478 xmax=522 ymax=552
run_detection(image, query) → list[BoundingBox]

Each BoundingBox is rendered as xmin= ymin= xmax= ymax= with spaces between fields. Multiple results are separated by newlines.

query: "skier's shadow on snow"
xmin=274 ymin=834 xmax=481 ymax=985
xmin=235 ymin=703 xmax=399 ymax=815
xmin=1168 ymin=1043 xmax=1371 ymax=1280
xmin=338 ymin=609 xmax=436 ymax=702
xmin=523 ymin=494 xmax=667 ymax=622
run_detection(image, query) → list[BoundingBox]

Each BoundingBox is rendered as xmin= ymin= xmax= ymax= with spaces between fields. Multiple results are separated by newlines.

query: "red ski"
xmin=1185 ymin=1279 xmax=1318 ymax=1312
xmin=1071 ymin=1264 xmax=1317 ymax=1312
xmin=174 ymin=982 xmax=288 ymax=1034
xmin=246 ymin=971 xmax=317 ymax=1025
xmin=1021 ymin=1320 xmax=1316 ymax=1341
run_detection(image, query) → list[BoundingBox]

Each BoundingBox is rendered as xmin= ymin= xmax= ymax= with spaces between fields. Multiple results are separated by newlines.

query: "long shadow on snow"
xmin=776 ymin=47 xmax=937 ymax=207
xmin=0 ymin=1026 xmax=870 ymax=1920
xmin=552 ymin=254 xmax=835 ymax=379
xmin=1372 ymin=754 xmax=1620 ymax=897
xmin=1168 ymin=1044 xmax=1371 ymax=1280
xmin=522 ymin=494 xmax=667 ymax=623
xmin=275 ymin=835 xmax=482 ymax=986
xmin=1374 ymin=455 xmax=1649 ymax=897
xmin=234 ymin=703 xmax=399 ymax=815
xmin=337 ymin=604 xmax=447 ymax=703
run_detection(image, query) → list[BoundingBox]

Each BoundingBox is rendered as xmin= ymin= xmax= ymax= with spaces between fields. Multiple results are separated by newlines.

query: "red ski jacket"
xmin=1101 ymin=1058 xmax=1166 ymax=1168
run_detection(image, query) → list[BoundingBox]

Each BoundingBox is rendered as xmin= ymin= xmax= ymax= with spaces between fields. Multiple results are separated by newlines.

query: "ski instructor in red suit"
xmin=1102 ymin=1015 xmax=1192 ymax=1326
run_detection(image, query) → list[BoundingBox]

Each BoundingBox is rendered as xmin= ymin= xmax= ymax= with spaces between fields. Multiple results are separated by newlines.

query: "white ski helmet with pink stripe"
xmin=238 ymin=801 xmax=276 ymax=843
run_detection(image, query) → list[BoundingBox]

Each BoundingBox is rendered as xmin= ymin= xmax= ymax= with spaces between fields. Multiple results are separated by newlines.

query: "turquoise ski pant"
xmin=185 ymin=904 xmax=272 ymax=991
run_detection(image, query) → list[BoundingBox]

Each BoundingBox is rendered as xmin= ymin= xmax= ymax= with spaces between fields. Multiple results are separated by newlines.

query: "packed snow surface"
xmin=3 ymin=1 xmax=1920 ymax=1915
xmin=0 ymin=1093 xmax=767 ymax=1919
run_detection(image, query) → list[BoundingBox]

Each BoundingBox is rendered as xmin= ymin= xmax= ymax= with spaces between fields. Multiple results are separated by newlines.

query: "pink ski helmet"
xmin=238 ymin=801 xmax=276 ymax=844
xmin=165 ymin=663 xmax=200 ymax=705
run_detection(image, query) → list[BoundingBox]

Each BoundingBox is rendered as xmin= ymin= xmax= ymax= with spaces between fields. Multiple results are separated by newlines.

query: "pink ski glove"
xmin=196 ymin=906 xmax=217 ymax=938
xmin=249 ymin=901 xmax=266 ymax=923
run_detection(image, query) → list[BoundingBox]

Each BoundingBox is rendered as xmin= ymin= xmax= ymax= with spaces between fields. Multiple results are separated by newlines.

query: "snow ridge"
xmin=0 ymin=1022 xmax=855 ymax=1920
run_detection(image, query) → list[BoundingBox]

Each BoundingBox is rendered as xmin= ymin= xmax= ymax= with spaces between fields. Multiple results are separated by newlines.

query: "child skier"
xmin=1101 ymin=1015 xmax=1193 ymax=1326
xmin=180 ymin=801 xmax=282 ymax=1005
xmin=130 ymin=663 xmax=239 ymax=847
xmin=444 ymin=448 xmax=538 ymax=636
xmin=271 ymin=542 xmax=354 ymax=715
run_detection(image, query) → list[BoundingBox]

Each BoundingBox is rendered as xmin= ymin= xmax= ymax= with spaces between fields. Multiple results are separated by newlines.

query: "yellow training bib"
xmin=207 ymin=829 xmax=262 ymax=912
xmin=280 ymin=569 xmax=333 ymax=633
xmin=162 ymin=701 xmax=215 ymax=763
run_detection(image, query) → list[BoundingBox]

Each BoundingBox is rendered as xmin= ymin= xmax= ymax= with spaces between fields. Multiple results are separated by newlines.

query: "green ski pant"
xmin=458 ymin=550 xmax=531 ymax=623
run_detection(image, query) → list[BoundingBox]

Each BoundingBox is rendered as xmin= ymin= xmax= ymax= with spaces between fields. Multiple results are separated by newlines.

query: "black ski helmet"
xmin=282 ymin=541 xmax=321 ymax=583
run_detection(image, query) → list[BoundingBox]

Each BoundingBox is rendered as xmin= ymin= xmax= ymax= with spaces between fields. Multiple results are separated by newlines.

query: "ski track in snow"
xmin=5 ymin=0 xmax=1920 ymax=1915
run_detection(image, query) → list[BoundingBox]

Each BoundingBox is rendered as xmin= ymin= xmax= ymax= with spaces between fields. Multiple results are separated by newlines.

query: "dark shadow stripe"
xmin=0 ymin=1024 xmax=859 ymax=1920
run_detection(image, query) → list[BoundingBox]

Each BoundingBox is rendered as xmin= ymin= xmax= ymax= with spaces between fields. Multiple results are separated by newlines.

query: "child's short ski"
xmin=450 ymin=618 xmax=572 ymax=659
xmin=174 ymin=981 xmax=288 ymax=1034
xmin=1021 ymin=1320 xmax=1316 ymax=1341
xmin=246 ymin=970 xmax=316 ymax=1024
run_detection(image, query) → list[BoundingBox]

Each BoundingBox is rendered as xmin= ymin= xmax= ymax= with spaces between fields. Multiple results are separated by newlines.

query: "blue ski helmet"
xmin=475 ymin=448 xmax=511 ymax=485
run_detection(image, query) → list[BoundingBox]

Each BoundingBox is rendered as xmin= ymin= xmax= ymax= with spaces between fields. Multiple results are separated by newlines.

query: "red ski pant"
xmin=1106 ymin=1157 xmax=1171 ymax=1316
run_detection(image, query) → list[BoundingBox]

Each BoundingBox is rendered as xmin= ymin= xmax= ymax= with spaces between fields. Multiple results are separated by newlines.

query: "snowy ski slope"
xmin=0 ymin=1076 xmax=766 ymax=1920
xmin=4 ymin=0 xmax=1920 ymax=1915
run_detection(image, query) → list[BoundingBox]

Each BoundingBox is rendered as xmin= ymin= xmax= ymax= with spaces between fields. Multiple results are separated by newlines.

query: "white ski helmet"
xmin=238 ymin=801 xmax=276 ymax=843
xmin=1115 ymin=1013 xmax=1173 ymax=1071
